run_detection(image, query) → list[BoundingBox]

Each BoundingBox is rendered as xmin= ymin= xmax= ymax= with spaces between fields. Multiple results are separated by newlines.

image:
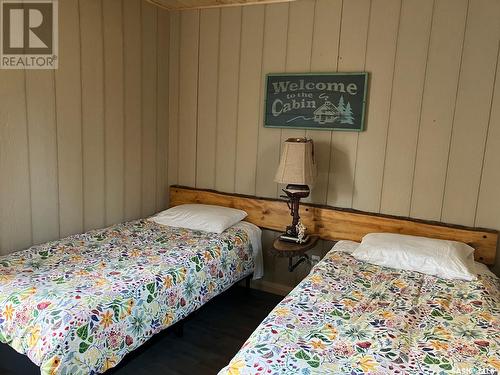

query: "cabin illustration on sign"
xmin=313 ymin=96 xmax=355 ymax=126
xmin=313 ymin=101 xmax=338 ymax=124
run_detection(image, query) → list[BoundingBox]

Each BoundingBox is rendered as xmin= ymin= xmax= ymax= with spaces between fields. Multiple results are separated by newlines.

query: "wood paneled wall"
xmin=0 ymin=0 xmax=171 ymax=255
xmin=168 ymin=0 xmax=500 ymax=288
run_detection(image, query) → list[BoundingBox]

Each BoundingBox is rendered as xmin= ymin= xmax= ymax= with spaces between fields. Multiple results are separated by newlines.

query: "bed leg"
xmin=245 ymin=274 xmax=253 ymax=289
xmin=174 ymin=321 xmax=184 ymax=337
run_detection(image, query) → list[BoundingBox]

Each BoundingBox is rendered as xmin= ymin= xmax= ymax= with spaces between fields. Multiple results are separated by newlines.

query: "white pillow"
xmin=149 ymin=204 xmax=247 ymax=234
xmin=351 ymin=233 xmax=477 ymax=281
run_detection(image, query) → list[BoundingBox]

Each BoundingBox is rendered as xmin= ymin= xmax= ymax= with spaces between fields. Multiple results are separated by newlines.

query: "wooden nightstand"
xmin=269 ymin=235 xmax=319 ymax=272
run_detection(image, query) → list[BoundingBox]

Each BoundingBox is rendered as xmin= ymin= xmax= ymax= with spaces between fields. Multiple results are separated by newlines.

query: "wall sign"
xmin=264 ymin=72 xmax=368 ymax=131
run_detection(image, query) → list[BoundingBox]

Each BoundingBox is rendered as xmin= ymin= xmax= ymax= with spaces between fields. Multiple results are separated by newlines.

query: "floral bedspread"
xmin=0 ymin=219 xmax=254 ymax=374
xmin=220 ymin=245 xmax=500 ymax=375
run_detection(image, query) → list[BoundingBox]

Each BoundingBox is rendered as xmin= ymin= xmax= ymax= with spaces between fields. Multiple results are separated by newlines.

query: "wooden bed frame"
xmin=170 ymin=185 xmax=498 ymax=265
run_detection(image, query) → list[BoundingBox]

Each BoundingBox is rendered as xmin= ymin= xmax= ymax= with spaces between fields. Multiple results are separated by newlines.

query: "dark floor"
xmin=0 ymin=286 xmax=282 ymax=375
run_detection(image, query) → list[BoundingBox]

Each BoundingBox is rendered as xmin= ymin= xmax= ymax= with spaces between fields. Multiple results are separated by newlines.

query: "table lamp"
xmin=274 ymin=138 xmax=316 ymax=243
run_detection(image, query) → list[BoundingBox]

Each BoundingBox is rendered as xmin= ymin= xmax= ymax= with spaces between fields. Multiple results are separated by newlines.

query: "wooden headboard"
xmin=170 ymin=186 xmax=498 ymax=265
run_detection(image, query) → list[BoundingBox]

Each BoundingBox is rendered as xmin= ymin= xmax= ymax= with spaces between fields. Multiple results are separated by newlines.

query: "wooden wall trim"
xmin=170 ymin=185 xmax=498 ymax=265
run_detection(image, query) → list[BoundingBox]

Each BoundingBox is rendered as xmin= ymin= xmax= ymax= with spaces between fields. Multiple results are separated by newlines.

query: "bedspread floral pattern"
xmin=0 ymin=220 xmax=254 ymax=374
xmin=220 ymin=250 xmax=500 ymax=375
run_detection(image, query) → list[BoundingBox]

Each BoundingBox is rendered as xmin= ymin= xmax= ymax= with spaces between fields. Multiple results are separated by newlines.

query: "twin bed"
xmin=0 ymin=216 xmax=261 ymax=374
xmin=219 ymin=241 xmax=499 ymax=374
xmin=1 ymin=186 xmax=499 ymax=374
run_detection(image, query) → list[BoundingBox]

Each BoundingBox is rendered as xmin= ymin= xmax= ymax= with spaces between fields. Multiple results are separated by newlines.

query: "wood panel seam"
xmin=407 ymin=0 xmax=436 ymax=217
xmin=139 ymin=1 xmax=144 ymax=215
xmin=23 ymin=70 xmax=34 ymax=245
xmin=101 ymin=0 xmax=108 ymax=225
xmin=275 ymin=2 xmax=291 ymax=199
xmin=377 ymin=0 xmax=403 ymax=214
xmin=155 ymin=7 xmax=160 ymax=211
xmin=232 ymin=8 xmax=244 ymax=193
xmin=51 ymin=69 xmax=62 ymax=239
xmin=121 ymin=0 xmax=127 ymax=220
xmin=324 ymin=0 xmax=344 ymax=205
xmin=350 ymin=0 xmax=373 ymax=208
xmin=439 ymin=0 xmax=470 ymax=221
xmin=177 ymin=10 xmax=181 ymax=187
xmin=213 ymin=8 xmax=222 ymax=189
xmin=78 ymin=0 xmax=86 ymax=229
xmin=252 ymin=5 xmax=267 ymax=196
xmin=194 ymin=10 xmax=201 ymax=189
xmin=474 ymin=41 xmax=500 ymax=227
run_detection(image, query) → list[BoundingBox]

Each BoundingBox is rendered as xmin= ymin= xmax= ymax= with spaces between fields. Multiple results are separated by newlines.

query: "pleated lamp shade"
xmin=274 ymin=138 xmax=317 ymax=186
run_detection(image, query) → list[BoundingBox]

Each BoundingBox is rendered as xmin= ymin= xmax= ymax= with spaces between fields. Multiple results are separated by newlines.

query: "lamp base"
xmin=280 ymin=184 xmax=310 ymax=241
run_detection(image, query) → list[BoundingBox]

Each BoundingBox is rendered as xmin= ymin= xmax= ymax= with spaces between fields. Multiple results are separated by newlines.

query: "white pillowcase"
xmin=149 ymin=204 xmax=247 ymax=234
xmin=351 ymin=233 xmax=477 ymax=281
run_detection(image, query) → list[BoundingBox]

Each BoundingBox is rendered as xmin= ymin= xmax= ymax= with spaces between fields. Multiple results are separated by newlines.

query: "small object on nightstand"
xmin=269 ymin=235 xmax=319 ymax=272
